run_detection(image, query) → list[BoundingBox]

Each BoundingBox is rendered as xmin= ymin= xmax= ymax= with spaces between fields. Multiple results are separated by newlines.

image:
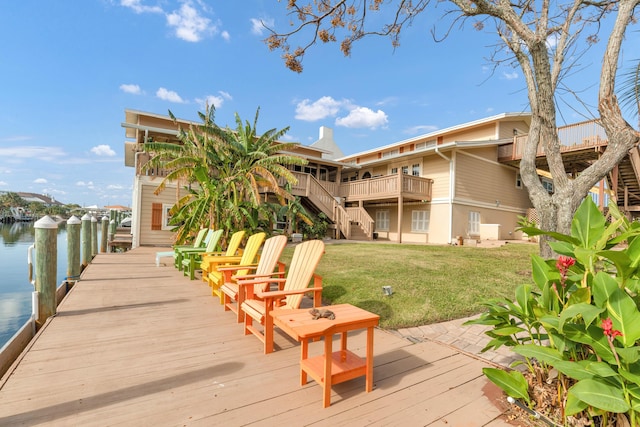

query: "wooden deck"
xmin=0 ymin=247 xmax=513 ymax=426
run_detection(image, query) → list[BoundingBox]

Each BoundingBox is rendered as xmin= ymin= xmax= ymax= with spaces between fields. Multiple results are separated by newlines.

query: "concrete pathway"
xmin=393 ymin=315 xmax=522 ymax=368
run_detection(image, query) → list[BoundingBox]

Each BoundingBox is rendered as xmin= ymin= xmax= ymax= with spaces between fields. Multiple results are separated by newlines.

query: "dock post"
xmin=67 ymin=216 xmax=81 ymax=282
xmin=34 ymin=215 xmax=58 ymax=328
xmin=109 ymin=219 xmax=116 ymax=253
xmin=100 ymin=216 xmax=109 ymax=253
xmin=91 ymin=215 xmax=98 ymax=257
xmin=81 ymin=213 xmax=91 ymax=267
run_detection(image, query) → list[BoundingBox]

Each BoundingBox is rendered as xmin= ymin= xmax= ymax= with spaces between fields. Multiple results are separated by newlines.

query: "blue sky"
xmin=0 ymin=1 xmax=634 ymax=208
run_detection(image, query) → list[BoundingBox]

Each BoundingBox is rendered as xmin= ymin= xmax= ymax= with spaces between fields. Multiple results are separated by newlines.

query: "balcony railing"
xmin=136 ymin=152 xmax=171 ymax=178
xmin=339 ymin=173 xmax=433 ymax=202
xmin=499 ymin=119 xmax=609 ymax=162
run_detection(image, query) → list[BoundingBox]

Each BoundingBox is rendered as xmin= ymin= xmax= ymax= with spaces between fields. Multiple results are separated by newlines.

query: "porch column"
xmin=598 ymin=179 xmax=605 ymax=210
xmin=397 ymin=196 xmax=403 ymax=243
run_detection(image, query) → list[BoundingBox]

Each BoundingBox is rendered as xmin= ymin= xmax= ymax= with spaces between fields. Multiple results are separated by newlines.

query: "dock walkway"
xmin=0 ymin=247 xmax=514 ymax=426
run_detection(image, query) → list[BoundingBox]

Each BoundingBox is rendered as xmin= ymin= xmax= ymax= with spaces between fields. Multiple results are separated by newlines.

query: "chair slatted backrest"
xmin=234 ymin=232 xmax=266 ymax=277
xmin=249 ymin=235 xmax=287 ymax=294
xmin=204 ymin=229 xmax=223 ymax=252
xmin=282 ymin=240 xmax=325 ymax=310
xmin=192 ymin=228 xmax=209 ymax=248
xmin=224 ymin=230 xmax=245 ymax=256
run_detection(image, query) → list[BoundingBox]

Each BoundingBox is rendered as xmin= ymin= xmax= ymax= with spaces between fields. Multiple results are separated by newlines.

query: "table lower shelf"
xmin=301 ymin=349 xmax=366 ymax=386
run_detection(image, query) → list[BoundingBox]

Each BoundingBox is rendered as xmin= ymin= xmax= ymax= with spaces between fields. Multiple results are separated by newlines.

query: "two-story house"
xmin=123 ymin=110 xmax=628 ymax=247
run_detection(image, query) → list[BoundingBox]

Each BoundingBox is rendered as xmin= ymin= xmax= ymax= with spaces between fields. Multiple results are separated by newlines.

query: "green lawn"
xmin=279 ymin=242 xmax=537 ymax=329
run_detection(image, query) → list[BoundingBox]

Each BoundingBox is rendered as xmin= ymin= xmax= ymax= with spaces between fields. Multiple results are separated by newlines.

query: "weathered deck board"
xmin=0 ymin=247 xmax=513 ymax=426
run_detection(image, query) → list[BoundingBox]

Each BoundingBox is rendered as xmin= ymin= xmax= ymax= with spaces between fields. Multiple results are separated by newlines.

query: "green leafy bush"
xmin=467 ymin=198 xmax=640 ymax=425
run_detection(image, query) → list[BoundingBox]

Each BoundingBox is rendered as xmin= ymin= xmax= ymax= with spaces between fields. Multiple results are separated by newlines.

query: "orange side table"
xmin=270 ymin=304 xmax=380 ymax=408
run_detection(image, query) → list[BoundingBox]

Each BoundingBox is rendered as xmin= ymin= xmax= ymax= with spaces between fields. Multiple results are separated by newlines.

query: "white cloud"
xmin=107 ymin=184 xmax=124 ymax=190
xmin=404 ymin=125 xmax=439 ymax=135
xmin=221 ymin=31 xmax=230 ymax=41
xmin=76 ymin=181 xmax=95 ymax=189
xmin=196 ymin=91 xmax=232 ymax=110
xmin=120 ymin=83 xmax=142 ymax=94
xmin=295 ymin=96 xmax=389 ymax=129
xmin=166 ymin=1 xmax=215 ymax=42
xmin=335 ymin=107 xmax=388 ymax=129
xmin=0 ymin=135 xmax=32 ymax=142
xmin=0 ymin=181 xmax=8 ymax=186
xmin=33 ymin=178 xmax=48 ymax=184
xmin=0 ymin=146 xmax=65 ymax=161
xmin=295 ymin=96 xmax=343 ymax=121
xmin=43 ymin=188 xmax=67 ymax=195
xmin=250 ymin=17 xmax=273 ymax=36
xmin=119 ymin=0 xmax=163 ymax=14
xmin=156 ymin=87 xmax=185 ymax=103
xmin=91 ymin=145 xmax=116 ymax=156
xmin=503 ymin=71 xmax=518 ymax=80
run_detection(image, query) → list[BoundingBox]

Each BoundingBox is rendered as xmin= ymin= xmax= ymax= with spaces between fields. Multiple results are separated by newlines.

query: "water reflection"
xmin=0 ymin=221 xmax=70 ymax=347
xmin=1 ymin=221 xmax=35 ymax=246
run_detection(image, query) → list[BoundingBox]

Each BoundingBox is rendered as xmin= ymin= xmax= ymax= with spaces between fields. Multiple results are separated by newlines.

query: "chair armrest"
xmin=202 ymin=255 xmax=243 ymax=263
xmin=233 ymin=270 xmax=285 ymax=281
xmin=236 ymin=277 xmax=286 ymax=288
xmin=201 ymin=251 xmax=227 ymax=257
xmin=217 ymin=264 xmax=258 ymax=273
xmin=219 ymin=264 xmax=258 ymax=283
xmin=179 ymin=247 xmax=206 ymax=253
xmin=257 ymin=286 xmax=322 ymax=298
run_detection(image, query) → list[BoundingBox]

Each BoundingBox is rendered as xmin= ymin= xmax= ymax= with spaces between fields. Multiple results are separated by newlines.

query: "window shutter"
xmin=151 ymin=203 xmax=162 ymax=230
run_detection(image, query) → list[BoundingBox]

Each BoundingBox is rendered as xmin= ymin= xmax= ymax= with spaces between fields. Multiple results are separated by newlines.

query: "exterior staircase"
xmin=610 ymin=146 xmax=640 ymax=213
xmin=348 ymin=222 xmax=369 ymax=241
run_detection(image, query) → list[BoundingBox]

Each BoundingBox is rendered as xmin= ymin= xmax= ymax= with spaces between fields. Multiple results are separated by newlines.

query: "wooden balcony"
xmin=498 ymin=119 xmax=609 ymax=171
xmin=339 ymin=173 xmax=433 ymax=203
xmin=135 ymin=152 xmax=171 ymax=178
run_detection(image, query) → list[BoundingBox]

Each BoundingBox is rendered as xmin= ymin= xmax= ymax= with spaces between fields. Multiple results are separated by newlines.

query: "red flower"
xmin=602 ymin=317 xmax=623 ymax=338
xmin=556 ymin=256 xmax=575 ymax=273
xmin=556 ymin=256 xmax=575 ymax=288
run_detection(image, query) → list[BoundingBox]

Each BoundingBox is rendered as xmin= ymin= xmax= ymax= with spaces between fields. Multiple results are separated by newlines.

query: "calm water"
xmin=0 ymin=221 xmax=73 ymax=347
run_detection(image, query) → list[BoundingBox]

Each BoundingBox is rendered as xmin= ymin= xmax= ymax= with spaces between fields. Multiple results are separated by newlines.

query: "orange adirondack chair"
xmin=219 ymin=235 xmax=288 ymax=323
xmin=199 ymin=230 xmax=245 ymax=282
xmin=208 ymin=232 xmax=266 ymax=304
xmin=240 ymin=239 xmax=325 ymax=354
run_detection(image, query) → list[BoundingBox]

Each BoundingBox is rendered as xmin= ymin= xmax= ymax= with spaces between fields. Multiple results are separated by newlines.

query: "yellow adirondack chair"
xmin=180 ymin=229 xmax=223 ymax=280
xmin=208 ymin=232 xmax=266 ymax=304
xmin=240 ymin=239 xmax=325 ymax=354
xmin=173 ymin=228 xmax=212 ymax=269
xmin=199 ymin=230 xmax=246 ymax=282
xmin=219 ymin=235 xmax=288 ymax=323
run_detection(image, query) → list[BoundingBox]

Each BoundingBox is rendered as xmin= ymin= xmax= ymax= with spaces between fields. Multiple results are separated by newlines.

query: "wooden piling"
xmin=91 ymin=216 xmax=98 ymax=257
xmin=67 ymin=216 xmax=81 ymax=282
xmin=81 ymin=213 xmax=91 ymax=267
xmin=34 ymin=215 xmax=58 ymax=327
xmin=109 ymin=219 xmax=116 ymax=253
xmin=100 ymin=216 xmax=109 ymax=253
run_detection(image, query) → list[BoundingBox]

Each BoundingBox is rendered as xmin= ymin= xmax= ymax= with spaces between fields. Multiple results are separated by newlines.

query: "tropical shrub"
xmin=467 ymin=198 xmax=640 ymax=425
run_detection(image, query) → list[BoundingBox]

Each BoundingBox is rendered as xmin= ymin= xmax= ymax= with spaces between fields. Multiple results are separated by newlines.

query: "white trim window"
xmin=375 ymin=210 xmax=389 ymax=231
xmin=161 ymin=203 xmax=174 ymax=231
xmin=411 ymin=210 xmax=429 ymax=232
xmin=412 ymin=164 xmax=420 ymax=176
xmin=468 ymin=211 xmax=480 ymax=235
